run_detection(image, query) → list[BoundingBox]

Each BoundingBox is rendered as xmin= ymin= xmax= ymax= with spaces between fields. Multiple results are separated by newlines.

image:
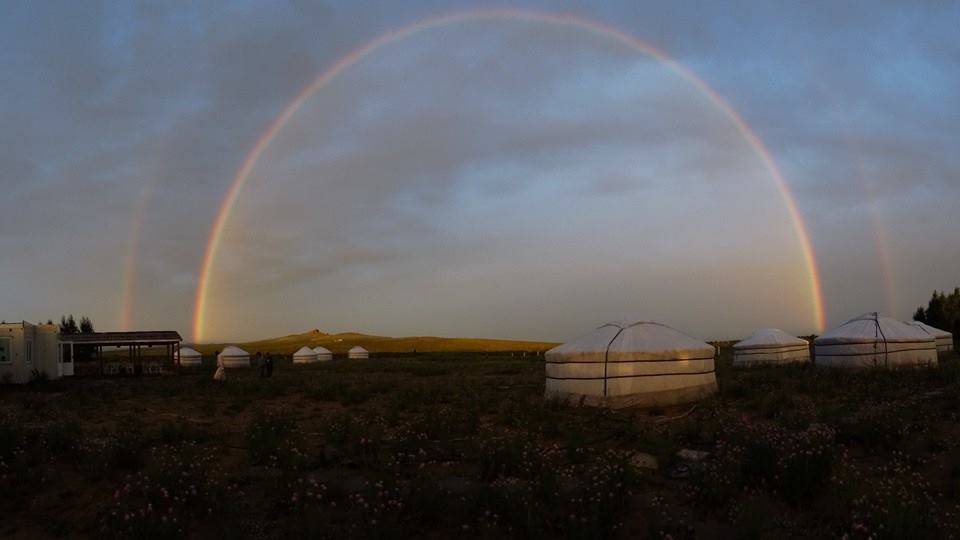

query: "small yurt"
xmin=907 ymin=321 xmax=954 ymax=353
xmin=177 ymin=347 xmax=203 ymax=367
xmin=815 ymin=313 xmax=937 ymax=368
xmin=313 ymin=346 xmax=333 ymax=361
xmin=218 ymin=346 xmax=250 ymax=368
xmin=292 ymin=346 xmax=319 ymax=364
xmin=545 ymin=320 xmax=717 ymax=408
xmin=733 ymin=328 xmax=810 ymax=367
xmin=348 ymin=346 xmax=369 ymax=359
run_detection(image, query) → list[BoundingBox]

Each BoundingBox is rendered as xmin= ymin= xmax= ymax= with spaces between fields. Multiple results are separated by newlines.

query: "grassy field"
xmin=2 ymin=348 xmax=960 ymax=538
xmin=189 ymin=329 xmax=558 ymax=356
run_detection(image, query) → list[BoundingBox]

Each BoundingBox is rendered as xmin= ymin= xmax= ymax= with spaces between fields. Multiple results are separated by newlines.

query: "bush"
xmin=246 ymin=411 xmax=296 ymax=466
xmin=98 ymin=443 xmax=231 ymax=539
xmin=29 ymin=368 xmax=49 ymax=384
xmin=111 ymin=434 xmax=147 ymax=471
xmin=705 ymin=415 xmax=836 ymax=506
xmin=836 ymin=402 xmax=907 ymax=449
xmin=323 ymin=413 xmax=385 ymax=466
xmin=44 ymin=419 xmax=82 ymax=457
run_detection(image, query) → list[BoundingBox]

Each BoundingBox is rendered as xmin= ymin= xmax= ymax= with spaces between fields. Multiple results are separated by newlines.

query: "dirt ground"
xmin=2 ymin=349 xmax=960 ymax=539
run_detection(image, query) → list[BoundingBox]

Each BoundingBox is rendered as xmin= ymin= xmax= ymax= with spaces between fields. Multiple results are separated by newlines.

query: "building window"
xmin=0 ymin=337 xmax=11 ymax=364
xmin=25 ymin=340 xmax=33 ymax=364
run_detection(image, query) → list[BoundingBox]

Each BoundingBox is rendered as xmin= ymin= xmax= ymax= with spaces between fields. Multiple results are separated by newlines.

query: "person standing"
xmin=265 ymin=353 xmax=274 ymax=378
xmin=255 ymin=352 xmax=265 ymax=378
xmin=213 ymin=353 xmax=226 ymax=382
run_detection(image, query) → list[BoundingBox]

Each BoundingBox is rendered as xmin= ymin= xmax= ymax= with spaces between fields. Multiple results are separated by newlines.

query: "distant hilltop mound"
xmin=189 ymin=330 xmax=557 ymax=356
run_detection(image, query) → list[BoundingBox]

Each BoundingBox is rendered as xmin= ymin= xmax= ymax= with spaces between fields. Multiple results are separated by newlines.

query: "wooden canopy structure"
xmin=59 ymin=331 xmax=182 ymax=377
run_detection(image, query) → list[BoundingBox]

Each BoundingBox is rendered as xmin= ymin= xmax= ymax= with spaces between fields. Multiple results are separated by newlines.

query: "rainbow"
xmin=191 ymin=8 xmax=826 ymax=342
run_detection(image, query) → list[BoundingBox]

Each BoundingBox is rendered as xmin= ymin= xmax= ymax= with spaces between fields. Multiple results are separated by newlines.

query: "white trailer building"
xmin=0 ymin=321 xmax=63 ymax=383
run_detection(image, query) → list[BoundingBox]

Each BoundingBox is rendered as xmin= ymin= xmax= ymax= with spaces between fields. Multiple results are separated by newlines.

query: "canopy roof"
xmin=547 ymin=320 xmax=713 ymax=360
xmin=816 ymin=313 xmax=933 ymax=344
xmin=349 ymin=346 xmax=368 ymax=353
xmin=59 ymin=331 xmax=182 ymax=345
xmin=293 ymin=346 xmax=317 ymax=357
xmin=313 ymin=346 xmax=333 ymax=355
xmin=908 ymin=321 xmax=953 ymax=339
xmin=219 ymin=345 xmax=249 ymax=357
xmin=178 ymin=347 xmax=201 ymax=358
xmin=734 ymin=328 xmax=807 ymax=350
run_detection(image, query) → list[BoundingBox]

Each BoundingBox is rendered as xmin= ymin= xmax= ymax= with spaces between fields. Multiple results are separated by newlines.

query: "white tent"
xmin=733 ymin=328 xmax=810 ymax=367
xmin=313 ymin=346 xmax=333 ymax=361
xmin=907 ymin=321 xmax=954 ymax=353
xmin=177 ymin=347 xmax=203 ymax=367
xmin=292 ymin=346 xmax=319 ymax=364
xmin=218 ymin=346 xmax=250 ymax=368
xmin=545 ymin=320 xmax=717 ymax=408
xmin=815 ymin=313 xmax=937 ymax=368
xmin=348 ymin=346 xmax=369 ymax=359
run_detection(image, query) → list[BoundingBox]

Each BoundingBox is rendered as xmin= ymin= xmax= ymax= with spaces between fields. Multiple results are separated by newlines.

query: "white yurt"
xmin=313 ymin=346 xmax=333 ymax=361
xmin=177 ymin=347 xmax=203 ymax=367
xmin=218 ymin=346 xmax=250 ymax=368
xmin=815 ymin=313 xmax=937 ymax=368
xmin=907 ymin=321 xmax=954 ymax=353
xmin=733 ymin=328 xmax=810 ymax=367
xmin=348 ymin=346 xmax=369 ymax=359
xmin=545 ymin=320 xmax=718 ymax=408
xmin=292 ymin=346 xmax=319 ymax=364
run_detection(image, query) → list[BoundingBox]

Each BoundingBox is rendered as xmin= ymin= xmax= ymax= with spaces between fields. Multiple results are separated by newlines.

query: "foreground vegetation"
xmin=2 ymin=349 xmax=960 ymax=538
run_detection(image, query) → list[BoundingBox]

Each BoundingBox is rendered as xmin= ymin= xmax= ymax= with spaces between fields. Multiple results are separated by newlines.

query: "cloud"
xmin=1 ymin=1 xmax=957 ymax=339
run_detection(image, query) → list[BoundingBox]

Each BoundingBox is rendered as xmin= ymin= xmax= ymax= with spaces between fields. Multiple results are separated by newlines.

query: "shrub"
xmin=323 ymin=412 xmax=386 ymax=467
xmin=0 ymin=418 xmax=23 ymax=461
xmin=703 ymin=415 xmax=836 ymax=506
xmin=29 ymin=368 xmax=49 ymax=384
xmin=44 ymin=419 xmax=82 ymax=457
xmin=98 ymin=443 xmax=232 ymax=539
xmin=246 ymin=411 xmax=296 ymax=467
xmin=479 ymin=436 xmax=552 ymax=483
xmin=836 ymin=402 xmax=907 ymax=449
xmin=110 ymin=420 xmax=150 ymax=471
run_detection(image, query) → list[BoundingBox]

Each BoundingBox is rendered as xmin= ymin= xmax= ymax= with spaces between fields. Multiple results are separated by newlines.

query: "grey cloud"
xmin=2 ymin=1 xmax=958 ymax=339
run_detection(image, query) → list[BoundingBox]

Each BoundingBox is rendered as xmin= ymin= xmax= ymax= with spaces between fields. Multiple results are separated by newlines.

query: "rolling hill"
xmin=188 ymin=329 xmax=558 ymax=356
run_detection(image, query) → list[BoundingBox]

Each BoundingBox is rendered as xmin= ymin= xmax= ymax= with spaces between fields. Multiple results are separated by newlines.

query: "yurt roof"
xmin=313 ymin=346 xmax=332 ymax=354
xmin=734 ymin=328 xmax=808 ymax=350
xmin=547 ymin=320 xmax=713 ymax=357
xmin=178 ymin=347 xmax=202 ymax=358
xmin=219 ymin=345 xmax=249 ymax=357
xmin=817 ymin=313 xmax=934 ymax=344
xmin=293 ymin=346 xmax=317 ymax=357
xmin=907 ymin=321 xmax=953 ymax=339
xmin=349 ymin=346 xmax=368 ymax=353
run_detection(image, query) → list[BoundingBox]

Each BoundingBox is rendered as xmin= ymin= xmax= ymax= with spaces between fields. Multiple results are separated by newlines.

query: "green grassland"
xmin=190 ymin=329 xmax=558 ymax=356
xmin=2 ymin=348 xmax=960 ymax=538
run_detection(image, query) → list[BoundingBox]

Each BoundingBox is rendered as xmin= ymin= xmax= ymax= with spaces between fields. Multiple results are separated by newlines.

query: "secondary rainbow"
xmin=192 ymin=8 xmax=826 ymax=342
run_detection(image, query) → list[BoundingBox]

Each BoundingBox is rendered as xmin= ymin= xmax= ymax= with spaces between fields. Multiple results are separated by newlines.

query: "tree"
xmin=59 ymin=314 xmax=95 ymax=363
xmin=79 ymin=316 xmax=94 ymax=334
xmin=915 ymin=289 xmax=960 ymax=345
xmin=59 ymin=315 xmax=79 ymax=335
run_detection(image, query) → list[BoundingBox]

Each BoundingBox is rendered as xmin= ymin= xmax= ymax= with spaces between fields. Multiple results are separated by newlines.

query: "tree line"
xmin=59 ymin=314 xmax=95 ymax=363
xmin=914 ymin=288 xmax=960 ymax=343
xmin=59 ymin=314 xmax=94 ymax=335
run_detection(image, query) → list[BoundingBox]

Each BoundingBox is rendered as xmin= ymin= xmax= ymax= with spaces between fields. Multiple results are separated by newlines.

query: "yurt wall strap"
xmin=602 ymin=326 xmax=627 ymax=397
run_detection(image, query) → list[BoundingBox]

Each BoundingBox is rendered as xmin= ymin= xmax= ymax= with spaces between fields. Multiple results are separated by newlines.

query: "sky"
xmin=1 ymin=1 xmax=958 ymax=343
